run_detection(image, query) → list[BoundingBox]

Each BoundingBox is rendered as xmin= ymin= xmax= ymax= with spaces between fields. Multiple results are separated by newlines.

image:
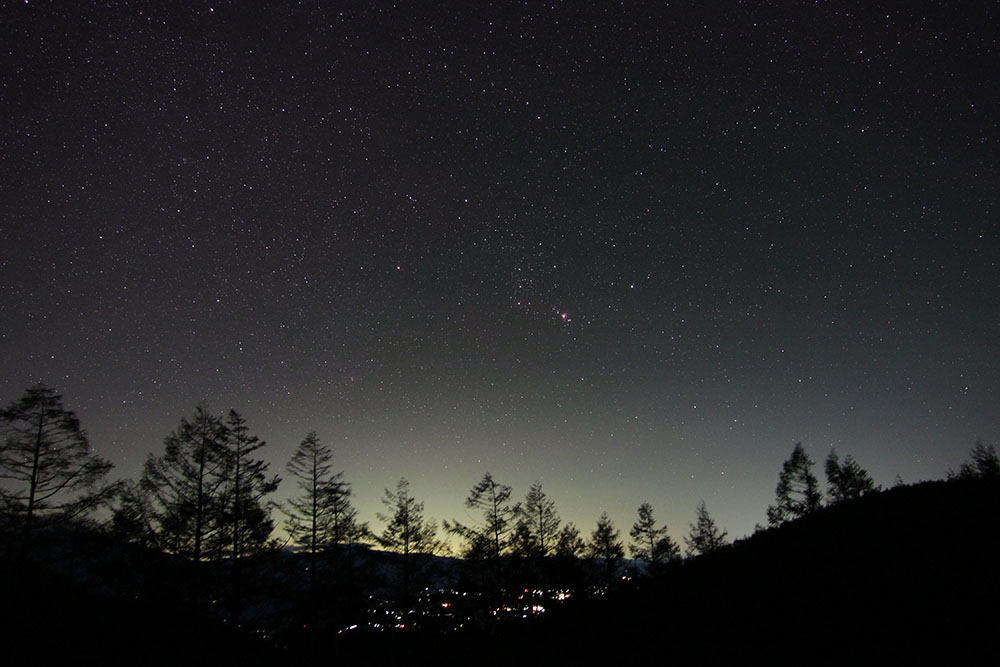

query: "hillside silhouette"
xmin=2 ymin=476 xmax=997 ymax=663
xmin=544 ymin=476 xmax=1000 ymax=663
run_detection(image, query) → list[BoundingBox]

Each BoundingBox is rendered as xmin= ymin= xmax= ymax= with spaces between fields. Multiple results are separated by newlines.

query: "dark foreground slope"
xmin=2 ymin=477 xmax=996 ymax=664
xmin=1 ymin=545 xmax=281 ymax=666
xmin=319 ymin=477 xmax=1000 ymax=664
xmin=547 ymin=476 xmax=1000 ymax=663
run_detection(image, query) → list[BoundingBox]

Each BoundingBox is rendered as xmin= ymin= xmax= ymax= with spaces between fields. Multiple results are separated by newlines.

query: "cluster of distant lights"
xmin=336 ymin=586 xmax=580 ymax=634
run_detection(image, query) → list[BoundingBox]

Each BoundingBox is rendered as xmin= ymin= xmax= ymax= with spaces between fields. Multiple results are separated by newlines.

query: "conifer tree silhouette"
xmin=376 ymin=478 xmax=442 ymax=618
xmin=825 ymin=449 xmax=878 ymax=503
xmin=0 ymin=384 xmax=116 ymax=559
xmin=588 ymin=512 xmax=624 ymax=589
xmin=684 ymin=500 xmax=728 ymax=556
xmin=948 ymin=441 xmax=1000 ymax=479
xmin=767 ymin=443 xmax=822 ymax=526
xmin=629 ymin=502 xmax=680 ymax=566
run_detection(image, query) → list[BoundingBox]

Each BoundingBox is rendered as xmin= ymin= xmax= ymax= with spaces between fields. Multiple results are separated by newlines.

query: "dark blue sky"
xmin=2 ymin=0 xmax=996 ymax=543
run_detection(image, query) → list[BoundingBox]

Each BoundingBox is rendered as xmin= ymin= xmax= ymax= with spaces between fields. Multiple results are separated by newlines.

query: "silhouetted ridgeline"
xmin=2 ymin=477 xmax=997 ymax=663
xmin=547 ymin=476 xmax=1000 ymax=662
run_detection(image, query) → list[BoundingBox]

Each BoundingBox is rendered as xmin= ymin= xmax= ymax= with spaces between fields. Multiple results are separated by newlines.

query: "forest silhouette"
xmin=2 ymin=383 xmax=998 ymax=662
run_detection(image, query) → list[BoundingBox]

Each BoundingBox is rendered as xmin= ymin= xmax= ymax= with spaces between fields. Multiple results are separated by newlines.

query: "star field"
xmin=2 ymin=0 xmax=997 ymax=542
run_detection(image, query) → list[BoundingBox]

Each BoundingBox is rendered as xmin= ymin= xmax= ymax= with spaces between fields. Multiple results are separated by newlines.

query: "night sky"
xmin=2 ymin=0 xmax=997 ymax=544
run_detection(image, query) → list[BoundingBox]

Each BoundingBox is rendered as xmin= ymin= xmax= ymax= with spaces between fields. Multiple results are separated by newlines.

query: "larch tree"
xmin=512 ymin=481 xmax=562 ymax=558
xmin=588 ymin=512 xmax=625 ymax=589
xmin=218 ymin=410 xmax=280 ymax=561
xmin=547 ymin=521 xmax=588 ymax=592
xmin=138 ymin=404 xmax=229 ymax=561
xmin=285 ymin=432 xmax=366 ymax=589
xmin=766 ymin=442 xmax=823 ymax=526
xmin=110 ymin=478 xmax=161 ymax=550
xmin=948 ymin=441 xmax=1000 ymax=479
xmin=0 ymin=384 xmax=116 ymax=558
xmin=444 ymin=473 xmax=516 ymax=600
xmin=216 ymin=410 xmax=280 ymax=623
xmin=684 ymin=500 xmax=728 ymax=556
xmin=556 ymin=522 xmax=586 ymax=558
xmin=825 ymin=449 xmax=878 ymax=503
xmin=376 ymin=478 xmax=442 ymax=614
xmin=322 ymin=470 xmax=366 ymax=546
xmin=629 ymin=502 xmax=680 ymax=565
xmin=444 ymin=472 xmax=515 ymax=560
xmin=284 ymin=431 xmax=365 ymax=626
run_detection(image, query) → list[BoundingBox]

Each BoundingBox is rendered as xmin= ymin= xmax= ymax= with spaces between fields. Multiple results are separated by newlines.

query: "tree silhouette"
xmin=135 ymin=404 xmax=229 ymax=560
xmin=110 ymin=478 xmax=161 ymax=549
xmin=588 ymin=512 xmax=624 ymax=589
xmin=285 ymin=431 xmax=334 ymax=557
xmin=445 ymin=472 xmax=515 ymax=560
xmin=217 ymin=410 xmax=280 ymax=560
xmin=767 ymin=442 xmax=822 ymax=526
xmin=284 ymin=431 xmax=366 ymax=626
xmin=684 ymin=500 xmax=728 ymax=556
xmin=322 ymin=474 xmax=366 ymax=547
xmin=215 ymin=410 xmax=279 ymax=623
xmin=629 ymin=502 xmax=680 ymax=566
xmin=444 ymin=473 xmax=515 ymax=600
xmin=0 ymin=384 xmax=116 ymax=558
xmin=377 ymin=478 xmax=441 ymax=555
xmin=825 ymin=449 xmax=878 ymax=503
xmin=376 ymin=478 xmax=442 ymax=616
xmin=285 ymin=432 xmax=366 ymax=589
xmin=512 ymin=481 xmax=561 ymax=558
xmin=556 ymin=522 xmax=586 ymax=557
xmin=949 ymin=440 xmax=1000 ymax=479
